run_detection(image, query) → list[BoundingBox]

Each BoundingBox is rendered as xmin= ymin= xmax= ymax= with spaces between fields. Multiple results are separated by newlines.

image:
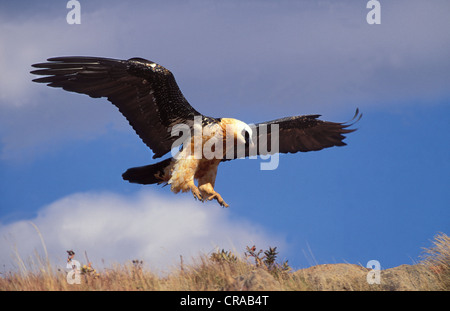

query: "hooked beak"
xmin=248 ymin=136 xmax=255 ymax=148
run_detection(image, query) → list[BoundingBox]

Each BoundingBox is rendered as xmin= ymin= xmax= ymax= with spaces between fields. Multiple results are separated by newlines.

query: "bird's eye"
xmin=242 ymin=130 xmax=250 ymax=144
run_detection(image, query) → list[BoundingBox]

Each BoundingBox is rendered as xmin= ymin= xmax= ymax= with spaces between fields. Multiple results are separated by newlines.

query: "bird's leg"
xmin=186 ymin=180 xmax=203 ymax=201
xmin=199 ymin=183 xmax=229 ymax=207
xmin=169 ymin=156 xmax=203 ymax=201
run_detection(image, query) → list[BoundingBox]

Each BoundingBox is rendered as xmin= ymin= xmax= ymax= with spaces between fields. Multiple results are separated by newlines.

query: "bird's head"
xmin=220 ymin=118 xmax=254 ymax=159
xmin=223 ymin=119 xmax=253 ymax=146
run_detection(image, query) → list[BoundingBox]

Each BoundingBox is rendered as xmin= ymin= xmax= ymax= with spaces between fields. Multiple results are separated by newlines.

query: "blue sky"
xmin=0 ymin=0 xmax=449 ymax=272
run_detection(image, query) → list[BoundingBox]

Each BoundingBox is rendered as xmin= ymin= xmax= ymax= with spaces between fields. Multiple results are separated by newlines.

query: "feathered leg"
xmin=196 ymin=160 xmax=229 ymax=207
xmin=169 ymin=156 xmax=203 ymax=201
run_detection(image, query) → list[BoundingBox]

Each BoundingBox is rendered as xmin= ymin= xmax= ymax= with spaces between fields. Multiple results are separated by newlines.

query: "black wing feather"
xmin=31 ymin=56 xmax=203 ymax=158
xmin=225 ymin=109 xmax=361 ymax=160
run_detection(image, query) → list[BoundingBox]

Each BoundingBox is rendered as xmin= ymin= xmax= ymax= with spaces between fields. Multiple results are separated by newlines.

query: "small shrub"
xmin=245 ymin=245 xmax=291 ymax=277
xmin=209 ymin=249 xmax=238 ymax=263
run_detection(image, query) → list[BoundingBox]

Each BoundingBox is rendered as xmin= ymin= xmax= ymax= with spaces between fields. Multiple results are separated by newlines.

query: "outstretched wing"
xmin=226 ymin=109 xmax=361 ymax=160
xmin=31 ymin=56 xmax=202 ymax=159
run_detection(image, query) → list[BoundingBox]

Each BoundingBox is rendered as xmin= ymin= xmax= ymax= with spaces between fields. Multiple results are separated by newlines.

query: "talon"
xmin=191 ymin=186 xmax=203 ymax=201
xmin=198 ymin=183 xmax=228 ymax=207
xmin=206 ymin=193 xmax=229 ymax=208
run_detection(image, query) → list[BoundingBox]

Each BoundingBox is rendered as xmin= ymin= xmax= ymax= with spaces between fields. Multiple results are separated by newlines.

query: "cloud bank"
xmin=0 ymin=190 xmax=284 ymax=272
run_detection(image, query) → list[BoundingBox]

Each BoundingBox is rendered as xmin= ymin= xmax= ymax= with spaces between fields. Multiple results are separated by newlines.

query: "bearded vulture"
xmin=31 ymin=56 xmax=361 ymax=207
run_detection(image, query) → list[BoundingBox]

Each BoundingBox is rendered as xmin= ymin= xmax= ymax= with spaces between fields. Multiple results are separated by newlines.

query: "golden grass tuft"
xmin=420 ymin=232 xmax=450 ymax=290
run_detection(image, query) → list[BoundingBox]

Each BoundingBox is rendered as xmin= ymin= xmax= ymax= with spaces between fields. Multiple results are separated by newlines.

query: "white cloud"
xmin=0 ymin=2 xmax=144 ymax=108
xmin=0 ymin=5 xmax=137 ymax=160
xmin=0 ymin=190 xmax=284 ymax=272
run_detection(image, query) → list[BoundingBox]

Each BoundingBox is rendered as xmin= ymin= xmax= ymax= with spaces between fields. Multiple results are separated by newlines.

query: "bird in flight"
xmin=31 ymin=56 xmax=361 ymax=207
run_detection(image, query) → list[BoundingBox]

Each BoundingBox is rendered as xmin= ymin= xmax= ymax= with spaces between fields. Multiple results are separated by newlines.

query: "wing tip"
xmin=341 ymin=108 xmax=362 ymax=130
xmin=352 ymin=107 xmax=363 ymax=123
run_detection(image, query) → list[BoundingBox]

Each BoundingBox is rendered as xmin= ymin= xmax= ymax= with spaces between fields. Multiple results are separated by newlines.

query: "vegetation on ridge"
xmin=0 ymin=233 xmax=448 ymax=291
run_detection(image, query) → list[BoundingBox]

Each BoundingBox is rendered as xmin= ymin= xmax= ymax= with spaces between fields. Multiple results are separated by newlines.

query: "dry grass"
xmin=420 ymin=232 xmax=450 ymax=290
xmin=1 ymin=233 xmax=448 ymax=291
xmin=0 ymin=249 xmax=302 ymax=291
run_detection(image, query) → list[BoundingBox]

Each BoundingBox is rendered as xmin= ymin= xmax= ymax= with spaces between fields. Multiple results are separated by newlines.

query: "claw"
xmin=206 ymin=193 xmax=229 ymax=208
xmin=198 ymin=183 xmax=229 ymax=207
xmin=191 ymin=186 xmax=203 ymax=201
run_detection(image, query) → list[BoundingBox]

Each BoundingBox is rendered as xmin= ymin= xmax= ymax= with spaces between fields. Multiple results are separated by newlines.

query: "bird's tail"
xmin=122 ymin=157 xmax=174 ymax=185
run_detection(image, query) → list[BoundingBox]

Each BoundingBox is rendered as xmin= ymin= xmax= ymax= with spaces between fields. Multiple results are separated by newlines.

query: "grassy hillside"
xmin=1 ymin=233 xmax=448 ymax=291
